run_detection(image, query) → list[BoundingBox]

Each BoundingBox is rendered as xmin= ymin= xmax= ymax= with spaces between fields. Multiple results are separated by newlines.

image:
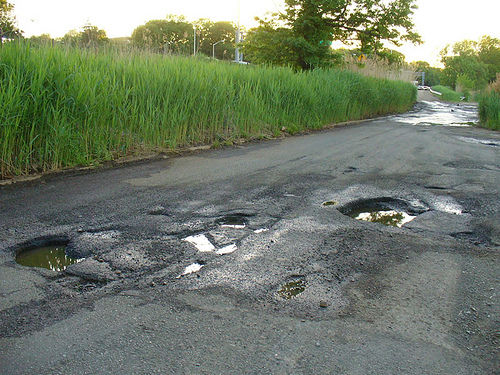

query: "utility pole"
xmin=193 ymin=25 xmax=197 ymax=56
xmin=213 ymin=40 xmax=224 ymax=59
xmin=234 ymin=0 xmax=241 ymax=62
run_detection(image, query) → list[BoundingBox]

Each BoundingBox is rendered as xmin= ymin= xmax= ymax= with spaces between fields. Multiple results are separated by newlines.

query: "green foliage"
xmin=441 ymin=35 xmax=500 ymax=90
xmin=243 ymin=0 xmax=421 ymax=69
xmin=131 ymin=15 xmax=193 ymax=53
xmin=0 ymin=42 xmax=416 ymax=178
xmin=410 ymin=61 xmax=442 ymax=86
xmin=478 ymin=91 xmax=500 ymax=130
xmin=0 ymin=0 xmax=22 ymax=39
xmin=195 ymin=20 xmax=235 ymax=59
xmin=431 ymin=85 xmax=463 ymax=102
xmin=28 ymin=34 xmax=53 ymax=45
xmin=61 ymin=25 xmax=108 ymax=47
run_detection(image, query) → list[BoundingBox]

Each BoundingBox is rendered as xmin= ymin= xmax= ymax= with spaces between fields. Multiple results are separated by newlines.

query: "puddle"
xmin=392 ymin=101 xmax=478 ymax=127
xmin=458 ymin=136 xmax=500 ymax=147
xmin=216 ymin=243 xmax=237 ymax=255
xmin=338 ymin=198 xmax=426 ymax=227
xmin=183 ymin=234 xmax=215 ymax=252
xmin=354 ymin=210 xmax=415 ymax=227
xmin=177 ymin=262 xmax=204 ymax=278
xmin=215 ymin=214 xmax=250 ymax=229
xmin=322 ymin=201 xmax=338 ymax=206
xmin=16 ymin=245 xmax=82 ymax=271
xmin=278 ymin=277 xmax=306 ymax=299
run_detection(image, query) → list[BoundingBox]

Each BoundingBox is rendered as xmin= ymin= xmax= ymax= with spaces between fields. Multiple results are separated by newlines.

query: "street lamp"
xmin=212 ymin=40 xmax=224 ymax=59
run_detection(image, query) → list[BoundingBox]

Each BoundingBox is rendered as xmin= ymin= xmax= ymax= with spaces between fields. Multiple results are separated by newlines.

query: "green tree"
xmin=410 ymin=61 xmax=442 ymax=86
xmin=0 ymin=0 xmax=22 ymax=42
xmin=28 ymin=33 xmax=53 ymax=45
xmin=80 ymin=24 xmax=108 ymax=46
xmin=131 ymin=15 xmax=193 ymax=54
xmin=440 ymin=36 xmax=498 ymax=90
xmin=243 ymin=0 xmax=421 ymax=69
xmin=196 ymin=20 xmax=236 ymax=59
xmin=60 ymin=25 xmax=108 ymax=47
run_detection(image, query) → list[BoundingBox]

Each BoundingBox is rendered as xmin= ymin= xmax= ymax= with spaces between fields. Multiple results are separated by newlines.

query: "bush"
xmin=478 ymin=75 xmax=500 ymax=130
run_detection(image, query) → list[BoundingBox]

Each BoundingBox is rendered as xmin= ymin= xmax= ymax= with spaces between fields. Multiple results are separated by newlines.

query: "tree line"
xmin=2 ymin=0 xmax=498 ymax=84
xmin=411 ymin=35 xmax=500 ymax=93
xmin=2 ymin=0 xmax=423 ymax=67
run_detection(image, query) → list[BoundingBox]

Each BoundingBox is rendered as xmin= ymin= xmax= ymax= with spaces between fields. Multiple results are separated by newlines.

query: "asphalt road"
xmin=1 ymin=98 xmax=499 ymax=374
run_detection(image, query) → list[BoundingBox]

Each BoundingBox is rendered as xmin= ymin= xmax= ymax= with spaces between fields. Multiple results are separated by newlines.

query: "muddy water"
xmin=278 ymin=278 xmax=306 ymax=299
xmin=15 ymin=246 xmax=80 ymax=271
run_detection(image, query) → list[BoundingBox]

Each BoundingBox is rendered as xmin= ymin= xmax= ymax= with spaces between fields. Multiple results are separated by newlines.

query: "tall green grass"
xmin=0 ymin=42 xmax=416 ymax=178
xmin=431 ymin=85 xmax=464 ymax=102
xmin=478 ymin=91 xmax=500 ymax=130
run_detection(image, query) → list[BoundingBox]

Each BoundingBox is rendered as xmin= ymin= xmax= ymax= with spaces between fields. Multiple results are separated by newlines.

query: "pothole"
xmin=215 ymin=213 xmax=251 ymax=229
xmin=278 ymin=277 xmax=307 ymax=299
xmin=338 ymin=198 xmax=427 ymax=228
xmin=16 ymin=245 xmax=83 ymax=272
xmin=322 ymin=200 xmax=338 ymax=207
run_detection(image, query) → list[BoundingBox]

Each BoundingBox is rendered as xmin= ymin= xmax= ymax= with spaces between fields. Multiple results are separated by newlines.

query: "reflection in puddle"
xmin=183 ymin=234 xmax=215 ymax=252
xmin=16 ymin=246 xmax=82 ymax=271
xmin=392 ymin=101 xmax=478 ymax=127
xmin=216 ymin=243 xmax=237 ymax=255
xmin=177 ymin=262 xmax=204 ymax=278
xmin=216 ymin=214 xmax=249 ymax=229
xmin=354 ymin=210 xmax=415 ymax=227
xmin=278 ymin=278 xmax=306 ymax=299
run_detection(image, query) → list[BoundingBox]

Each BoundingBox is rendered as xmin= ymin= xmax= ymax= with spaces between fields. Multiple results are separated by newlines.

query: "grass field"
xmin=0 ymin=42 xmax=416 ymax=178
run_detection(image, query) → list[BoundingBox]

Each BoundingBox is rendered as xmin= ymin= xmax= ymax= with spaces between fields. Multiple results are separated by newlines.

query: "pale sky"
xmin=10 ymin=0 xmax=500 ymax=66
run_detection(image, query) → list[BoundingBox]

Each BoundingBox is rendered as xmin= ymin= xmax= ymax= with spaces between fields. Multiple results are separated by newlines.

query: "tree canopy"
xmin=131 ymin=15 xmax=193 ymax=53
xmin=243 ymin=0 xmax=421 ymax=69
xmin=0 ymin=0 xmax=22 ymax=40
xmin=441 ymin=35 xmax=500 ymax=91
xmin=61 ymin=24 xmax=108 ymax=47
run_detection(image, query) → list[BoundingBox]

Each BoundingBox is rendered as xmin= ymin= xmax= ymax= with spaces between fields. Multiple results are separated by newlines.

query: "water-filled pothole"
xmin=278 ymin=277 xmax=306 ymax=299
xmin=16 ymin=245 xmax=81 ymax=271
xmin=354 ymin=210 xmax=415 ymax=227
xmin=338 ymin=198 xmax=427 ymax=228
xmin=215 ymin=214 xmax=250 ymax=229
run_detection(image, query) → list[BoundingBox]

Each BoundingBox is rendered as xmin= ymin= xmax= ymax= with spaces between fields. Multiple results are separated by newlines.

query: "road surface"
xmin=1 ymin=98 xmax=499 ymax=374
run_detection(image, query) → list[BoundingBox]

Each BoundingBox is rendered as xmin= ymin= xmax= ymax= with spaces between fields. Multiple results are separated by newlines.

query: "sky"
xmin=10 ymin=0 xmax=500 ymax=66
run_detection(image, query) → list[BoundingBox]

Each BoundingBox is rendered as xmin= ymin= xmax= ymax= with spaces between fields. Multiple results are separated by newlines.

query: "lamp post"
xmin=234 ymin=0 xmax=241 ymax=62
xmin=212 ymin=40 xmax=224 ymax=59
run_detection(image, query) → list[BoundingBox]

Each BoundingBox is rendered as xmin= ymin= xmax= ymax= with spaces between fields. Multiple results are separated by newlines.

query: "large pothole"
xmin=337 ymin=198 xmax=428 ymax=228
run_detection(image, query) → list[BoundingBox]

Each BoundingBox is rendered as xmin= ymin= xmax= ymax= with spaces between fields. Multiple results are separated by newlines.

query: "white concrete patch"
xmin=216 ymin=243 xmax=238 ymax=255
xmin=177 ymin=263 xmax=204 ymax=278
xmin=254 ymin=228 xmax=269 ymax=233
xmin=183 ymin=234 xmax=215 ymax=252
